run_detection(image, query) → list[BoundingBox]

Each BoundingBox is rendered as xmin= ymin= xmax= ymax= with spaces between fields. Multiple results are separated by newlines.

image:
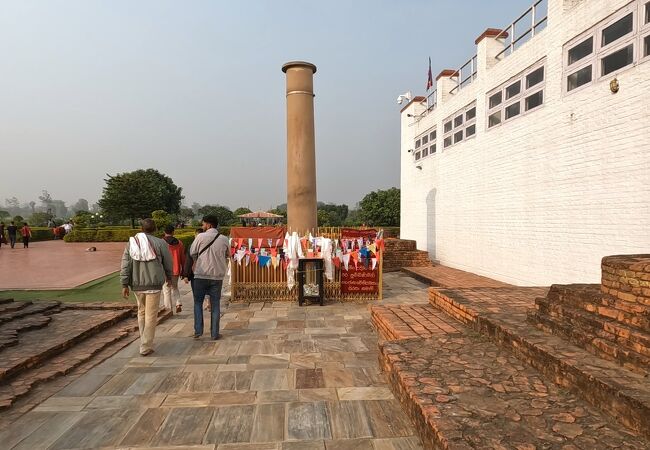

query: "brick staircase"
xmin=383 ymin=239 xmax=432 ymax=272
xmin=529 ymin=255 xmax=650 ymax=376
xmin=0 ymin=298 xmax=152 ymax=410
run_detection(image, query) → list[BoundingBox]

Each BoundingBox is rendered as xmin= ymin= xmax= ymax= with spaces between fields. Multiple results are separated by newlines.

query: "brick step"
xmin=0 ymin=315 xmax=52 ymax=351
xmin=536 ymin=297 xmax=650 ymax=355
xmin=371 ymin=304 xmax=463 ymax=341
xmin=0 ymin=301 xmax=62 ymax=326
xmin=0 ymin=317 xmax=138 ymax=410
xmin=428 ymin=288 xmax=650 ymax=438
xmin=0 ymin=308 xmax=172 ymax=411
xmin=384 ymin=239 xmax=418 ymax=251
xmin=0 ymin=308 xmax=133 ymax=384
xmin=530 ymin=302 xmax=650 ymax=376
xmin=546 ymin=284 xmax=650 ymax=331
xmin=0 ymin=301 xmax=32 ymax=315
xmin=380 ymin=335 xmax=648 ymax=449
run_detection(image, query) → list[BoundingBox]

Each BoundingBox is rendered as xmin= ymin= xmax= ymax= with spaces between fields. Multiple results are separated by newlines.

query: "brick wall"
xmin=400 ymin=0 xmax=650 ymax=285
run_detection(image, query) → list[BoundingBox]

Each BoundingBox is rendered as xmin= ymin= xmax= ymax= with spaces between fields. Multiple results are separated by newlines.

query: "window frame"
xmin=486 ymin=59 xmax=546 ymax=130
xmin=563 ymin=0 xmax=649 ymax=95
xmin=414 ymin=126 xmax=437 ymax=162
xmin=442 ymin=102 xmax=476 ymax=150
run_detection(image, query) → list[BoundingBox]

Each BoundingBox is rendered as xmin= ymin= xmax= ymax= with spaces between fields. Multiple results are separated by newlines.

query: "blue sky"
xmin=0 ymin=0 xmax=524 ymax=210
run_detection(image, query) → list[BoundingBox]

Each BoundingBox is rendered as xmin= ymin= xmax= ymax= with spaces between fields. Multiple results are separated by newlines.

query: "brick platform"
xmin=529 ymin=255 xmax=650 ymax=376
xmin=0 ymin=299 xmax=176 ymax=411
xmin=381 ymin=335 xmax=647 ymax=449
xmin=383 ymin=239 xmax=433 ymax=272
xmin=402 ymin=265 xmax=510 ymax=288
xmin=371 ymin=305 xmax=463 ymax=341
xmin=429 ymin=286 xmax=650 ymax=439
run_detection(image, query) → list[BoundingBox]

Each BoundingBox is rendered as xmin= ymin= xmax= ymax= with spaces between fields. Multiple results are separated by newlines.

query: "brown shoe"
xmin=175 ymin=304 xmax=182 ymax=313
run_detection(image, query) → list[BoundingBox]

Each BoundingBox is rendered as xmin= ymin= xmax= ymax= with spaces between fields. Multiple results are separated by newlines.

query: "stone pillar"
xmin=282 ymin=61 xmax=318 ymax=235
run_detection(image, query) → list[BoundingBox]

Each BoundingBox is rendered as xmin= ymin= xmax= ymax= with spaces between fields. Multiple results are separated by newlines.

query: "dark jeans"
xmin=192 ymin=278 xmax=222 ymax=339
xmin=23 ymin=236 xmax=29 ymax=248
xmin=9 ymin=235 xmax=16 ymax=248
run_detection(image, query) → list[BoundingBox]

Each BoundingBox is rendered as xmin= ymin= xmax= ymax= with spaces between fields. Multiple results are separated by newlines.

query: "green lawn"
xmin=0 ymin=272 xmax=126 ymax=302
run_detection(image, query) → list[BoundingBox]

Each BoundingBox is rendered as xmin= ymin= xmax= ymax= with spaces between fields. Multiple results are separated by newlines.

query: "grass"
xmin=0 ymin=272 xmax=126 ymax=302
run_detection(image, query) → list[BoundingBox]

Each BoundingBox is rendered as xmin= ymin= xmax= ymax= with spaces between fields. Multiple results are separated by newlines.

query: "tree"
xmin=358 ymin=187 xmax=400 ymax=226
xmin=39 ymin=190 xmax=53 ymax=208
xmin=151 ymin=210 xmax=172 ymax=231
xmin=13 ymin=215 xmax=24 ymax=224
xmin=317 ymin=202 xmax=348 ymax=226
xmin=72 ymin=210 xmax=93 ymax=228
xmin=98 ymin=169 xmax=183 ymax=228
xmin=177 ymin=207 xmax=195 ymax=225
xmin=197 ymin=205 xmax=234 ymax=227
xmin=29 ymin=201 xmax=36 ymax=214
xmin=233 ymin=207 xmax=252 ymax=217
xmin=0 ymin=210 xmax=10 ymax=220
xmin=29 ymin=211 xmax=53 ymax=227
xmin=71 ymin=198 xmax=89 ymax=213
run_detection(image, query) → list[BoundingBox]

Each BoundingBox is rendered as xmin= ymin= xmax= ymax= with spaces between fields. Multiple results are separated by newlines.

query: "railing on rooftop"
xmin=495 ymin=0 xmax=548 ymax=60
xmin=449 ymin=54 xmax=478 ymax=94
xmin=425 ymin=88 xmax=437 ymax=112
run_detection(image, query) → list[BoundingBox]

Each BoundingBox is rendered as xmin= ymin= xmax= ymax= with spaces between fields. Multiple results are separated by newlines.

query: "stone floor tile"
xmin=299 ymin=388 xmax=339 ymax=402
xmin=163 ymin=391 xmax=256 ymax=407
xmin=327 ymin=400 xmax=373 ymax=439
xmin=250 ymin=369 xmax=294 ymax=391
xmin=251 ymin=403 xmax=285 ymax=442
xmin=336 ymin=387 xmax=393 ymax=401
xmin=205 ymin=404 xmax=256 ymax=444
xmin=286 ymin=401 xmax=332 ymax=441
xmin=152 ymin=407 xmax=214 ymax=447
xmin=257 ymin=390 xmax=300 ymax=403
xmin=371 ymin=437 xmax=424 ymax=450
xmin=324 ymin=438 xmax=374 ymax=450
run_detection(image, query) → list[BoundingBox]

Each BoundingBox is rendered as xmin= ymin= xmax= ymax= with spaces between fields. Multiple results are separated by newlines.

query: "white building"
xmin=399 ymin=0 xmax=650 ymax=286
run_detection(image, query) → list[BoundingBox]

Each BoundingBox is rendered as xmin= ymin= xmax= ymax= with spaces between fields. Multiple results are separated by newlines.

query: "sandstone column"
xmin=282 ymin=61 xmax=318 ymax=235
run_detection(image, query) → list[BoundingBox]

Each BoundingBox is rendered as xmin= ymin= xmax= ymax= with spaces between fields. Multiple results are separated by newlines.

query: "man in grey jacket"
xmin=120 ymin=218 xmax=172 ymax=355
xmin=189 ymin=214 xmax=230 ymax=340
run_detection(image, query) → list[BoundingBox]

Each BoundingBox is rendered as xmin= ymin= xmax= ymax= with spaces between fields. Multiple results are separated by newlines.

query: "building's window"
xmin=505 ymin=102 xmax=521 ymax=119
xmin=442 ymin=102 xmax=476 ymax=149
xmin=601 ymin=44 xmax=634 ymax=75
xmin=526 ymin=67 xmax=544 ymax=88
xmin=444 ymin=121 xmax=453 ymax=133
xmin=487 ymin=59 xmax=545 ymax=128
xmin=568 ymin=37 xmax=593 ymax=65
xmin=601 ymin=13 xmax=633 ymax=47
xmin=525 ymin=90 xmax=544 ymax=111
xmin=644 ymin=35 xmax=650 ymax=57
xmin=567 ymin=65 xmax=592 ymax=91
xmin=489 ymin=92 xmax=502 ymax=109
xmin=415 ymin=151 xmax=421 ymax=160
xmin=564 ymin=1 xmax=648 ymax=93
xmin=505 ymin=80 xmax=521 ymax=99
xmin=488 ymin=111 xmax=501 ymax=127
xmin=414 ymin=126 xmax=436 ymax=162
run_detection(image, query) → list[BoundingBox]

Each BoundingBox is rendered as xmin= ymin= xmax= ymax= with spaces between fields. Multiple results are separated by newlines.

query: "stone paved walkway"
xmin=0 ymin=241 xmax=126 ymax=289
xmin=0 ymin=274 xmax=425 ymax=450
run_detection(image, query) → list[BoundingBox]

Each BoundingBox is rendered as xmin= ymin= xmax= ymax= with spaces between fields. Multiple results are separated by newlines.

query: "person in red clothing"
xmin=161 ymin=224 xmax=186 ymax=313
xmin=21 ymin=223 xmax=32 ymax=248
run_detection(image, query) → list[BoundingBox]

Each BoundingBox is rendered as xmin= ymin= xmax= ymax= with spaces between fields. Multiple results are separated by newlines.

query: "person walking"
xmin=189 ymin=215 xmax=230 ymax=340
xmin=7 ymin=222 xmax=17 ymax=249
xmin=20 ymin=223 xmax=32 ymax=248
xmin=120 ymin=218 xmax=172 ymax=356
xmin=0 ymin=222 xmax=5 ymax=248
xmin=161 ymin=224 xmax=186 ymax=314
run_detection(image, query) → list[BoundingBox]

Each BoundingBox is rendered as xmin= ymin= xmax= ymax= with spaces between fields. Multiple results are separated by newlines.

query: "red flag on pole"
xmin=426 ymin=57 xmax=433 ymax=91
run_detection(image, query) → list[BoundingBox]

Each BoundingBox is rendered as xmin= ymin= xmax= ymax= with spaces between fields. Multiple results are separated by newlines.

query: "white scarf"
xmin=128 ymin=233 xmax=157 ymax=261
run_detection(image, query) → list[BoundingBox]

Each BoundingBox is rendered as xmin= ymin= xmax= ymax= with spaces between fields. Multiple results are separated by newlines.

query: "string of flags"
xmin=227 ymin=231 xmax=385 ymax=275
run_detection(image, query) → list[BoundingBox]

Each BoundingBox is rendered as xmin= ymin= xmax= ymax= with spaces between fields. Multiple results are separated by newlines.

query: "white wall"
xmin=400 ymin=0 xmax=650 ymax=285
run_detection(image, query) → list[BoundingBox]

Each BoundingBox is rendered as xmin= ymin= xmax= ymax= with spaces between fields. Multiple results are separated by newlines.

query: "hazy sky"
xmin=0 ymin=0 xmax=523 ymax=210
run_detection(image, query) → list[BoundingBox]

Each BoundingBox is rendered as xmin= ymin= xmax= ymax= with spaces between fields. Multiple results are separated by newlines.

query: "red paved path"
xmin=0 ymin=241 xmax=125 ymax=289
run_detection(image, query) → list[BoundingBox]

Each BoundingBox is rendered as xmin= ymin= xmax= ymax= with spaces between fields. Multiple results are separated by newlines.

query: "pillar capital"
xmin=282 ymin=61 xmax=317 ymax=74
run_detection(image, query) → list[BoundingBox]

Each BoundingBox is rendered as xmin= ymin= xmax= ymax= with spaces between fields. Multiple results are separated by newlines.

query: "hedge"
xmin=63 ymin=227 xmax=231 ymax=243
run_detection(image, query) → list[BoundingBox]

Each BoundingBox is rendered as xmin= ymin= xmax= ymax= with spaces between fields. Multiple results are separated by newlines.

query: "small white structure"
xmin=400 ymin=0 xmax=650 ymax=285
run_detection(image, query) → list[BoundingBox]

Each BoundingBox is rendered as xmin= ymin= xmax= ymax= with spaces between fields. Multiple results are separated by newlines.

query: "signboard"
xmin=340 ymin=228 xmax=379 ymax=295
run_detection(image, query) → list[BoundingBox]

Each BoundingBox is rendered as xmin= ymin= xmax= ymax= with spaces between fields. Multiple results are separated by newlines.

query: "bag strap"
xmin=198 ymin=232 xmax=220 ymax=258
